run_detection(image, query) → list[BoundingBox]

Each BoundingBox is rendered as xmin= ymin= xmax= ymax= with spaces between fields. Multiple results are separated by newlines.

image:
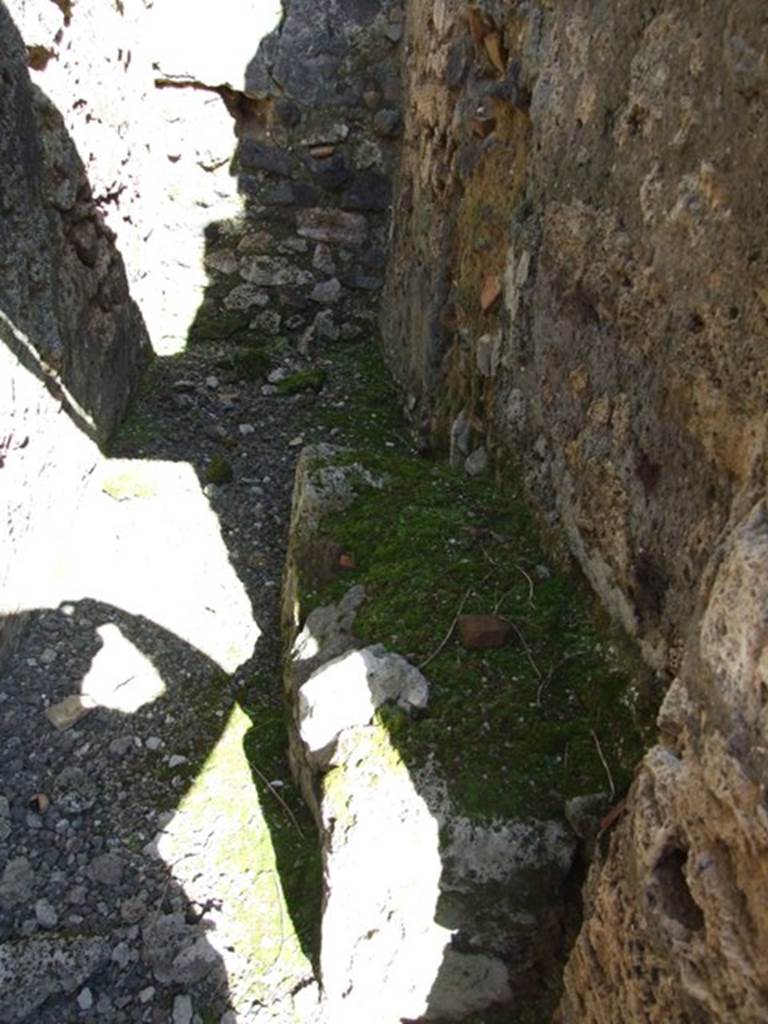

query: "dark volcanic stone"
xmin=305 ymin=152 xmax=353 ymax=190
xmin=342 ymin=270 xmax=384 ymax=291
xmin=373 ymin=109 xmax=402 ymax=138
xmin=341 ymin=170 xmax=391 ymax=211
xmin=275 ymin=97 xmax=302 ymax=128
xmin=238 ymin=140 xmax=293 ymax=177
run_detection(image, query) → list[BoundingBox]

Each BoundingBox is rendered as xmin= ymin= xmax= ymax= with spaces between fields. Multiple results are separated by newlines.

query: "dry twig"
xmin=591 ymin=729 xmax=616 ymax=802
xmin=515 ymin=563 xmax=536 ymax=606
xmin=418 ymin=571 xmax=493 ymax=670
xmin=251 ymin=762 xmax=304 ymax=837
xmin=507 ymin=620 xmax=543 ymax=682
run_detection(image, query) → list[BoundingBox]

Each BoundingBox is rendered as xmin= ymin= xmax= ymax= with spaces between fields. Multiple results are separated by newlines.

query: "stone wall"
xmin=196 ymin=0 xmax=404 ymax=356
xmin=0 ymin=2 xmax=150 ymax=664
xmin=383 ymin=1 xmax=768 ymax=1019
xmin=6 ymin=0 xmax=270 ymax=352
xmin=10 ymin=0 xmax=404 ymax=355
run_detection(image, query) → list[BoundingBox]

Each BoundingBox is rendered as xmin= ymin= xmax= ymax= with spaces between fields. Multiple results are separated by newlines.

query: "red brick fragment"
xmin=457 ymin=614 xmax=512 ymax=649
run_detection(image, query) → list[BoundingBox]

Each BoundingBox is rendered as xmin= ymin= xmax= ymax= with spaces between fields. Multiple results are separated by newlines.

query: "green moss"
xmin=304 ymin=450 xmax=659 ymax=825
xmin=110 ymin=409 xmax=154 ymax=451
xmin=315 ymin=340 xmax=408 ymax=449
xmin=100 ymin=466 xmax=157 ymax=500
xmin=205 ymin=455 xmax=234 ymax=485
xmin=188 ymin=304 xmax=251 ymax=344
xmin=241 ymin=695 xmax=323 ymax=966
xmin=277 ymin=368 xmax=327 ymax=395
xmin=219 ymin=344 xmax=273 ymax=382
xmin=176 ymin=702 xmax=321 ymax=992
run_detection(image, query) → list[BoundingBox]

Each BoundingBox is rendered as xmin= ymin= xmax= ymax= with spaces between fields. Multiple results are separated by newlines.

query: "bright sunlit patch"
xmin=149 ymin=0 xmax=284 ymax=90
xmin=3 ymin=355 xmax=260 ymax=672
xmin=72 ymin=459 xmax=259 ymax=673
xmin=80 ymin=623 xmax=166 ymax=712
xmin=148 ymin=704 xmax=312 ymax=1012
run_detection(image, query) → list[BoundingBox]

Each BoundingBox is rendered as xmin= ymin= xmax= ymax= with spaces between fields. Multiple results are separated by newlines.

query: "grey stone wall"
xmin=196 ymin=0 xmax=404 ymax=354
xmin=0 ymin=2 xmax=150 ymax=666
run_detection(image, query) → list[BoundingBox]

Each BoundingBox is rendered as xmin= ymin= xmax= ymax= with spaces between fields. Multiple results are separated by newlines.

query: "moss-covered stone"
xmin=304 ymin=450 xmax=658 ymax=824
xmin=277 ymin=368 xmax=327 ymax=395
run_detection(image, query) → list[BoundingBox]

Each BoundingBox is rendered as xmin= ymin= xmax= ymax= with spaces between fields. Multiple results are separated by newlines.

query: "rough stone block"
xmin=341 ymin=170 xmax=391 ymax=211
xmin=238 ymin=139 xmax=293 ymax=177
xmin=297 ymin=208 xmax=368 ymax=247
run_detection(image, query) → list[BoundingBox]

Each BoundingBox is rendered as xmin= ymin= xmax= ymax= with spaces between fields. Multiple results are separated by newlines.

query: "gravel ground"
xmin=0 ymin=342 xmax=352 ymax=1023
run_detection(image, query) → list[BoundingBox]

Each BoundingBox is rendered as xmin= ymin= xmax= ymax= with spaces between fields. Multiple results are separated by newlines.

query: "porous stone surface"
xmin=556 ymin=498 xmax=768 ymax=1023
xmin=382 ymin=1 xmax=768 ymax=1019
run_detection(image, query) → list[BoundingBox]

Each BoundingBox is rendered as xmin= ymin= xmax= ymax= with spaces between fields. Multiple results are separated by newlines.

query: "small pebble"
xmin=109 ymin=736 xmax=134 ymax=757
xmin=173 ymin=993 xmax=193 ymax=1024
xmin=111 ymin=941 xmax=131 ymax=968
xmin=35 ymin=898 xmax=58 ymax=930
xmin=77 ymin=987 xmax=93 ymax=1011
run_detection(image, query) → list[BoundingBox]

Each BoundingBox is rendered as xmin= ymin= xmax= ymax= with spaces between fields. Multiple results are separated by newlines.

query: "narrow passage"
xmin=0 ymin=336 xmax=359 ymax=1023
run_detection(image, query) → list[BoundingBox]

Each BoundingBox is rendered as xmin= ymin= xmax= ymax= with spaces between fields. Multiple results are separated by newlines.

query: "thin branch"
xmin=591 ymin=729 xmax=616 ymax=802
xmin=493 ymin=564 xmax=536 ymax=616
xmin=536 ymin=664 xmax=555 ymax=706
xmin=515 ymin=563 xmax=536 ymax=606
xmin=506 ymin=620 xmax=543 ymax=682
xmin=418 ymin=586 xmax=474 ymax=670
xmin=535 ymin=652 xmax=578 ymax=707
xmin=493 ymin=586 xmax=515 ymax=616
xmin=251 ymin=763 xmax=304 ymax=837
xmin=418 ymin=570 xmax=493 ymax=670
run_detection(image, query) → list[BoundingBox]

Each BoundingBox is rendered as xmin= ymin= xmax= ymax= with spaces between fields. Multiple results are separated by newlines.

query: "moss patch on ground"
xmin=301 ymin=343 xmax=659 ymax=826
xmin=276 ymin=368 xmax=327 ymax=396
xmin=316 ymin=338 xmax=411 ymax=450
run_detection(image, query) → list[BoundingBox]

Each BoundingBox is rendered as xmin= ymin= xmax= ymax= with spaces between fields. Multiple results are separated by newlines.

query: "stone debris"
xmin=464 ymin=445 xmax=488 ymax=477
xmin=172 ymin=993 xmax=193 ymax=1024
xmin=298 ymin=644 xmax=430 ymax=767
xmin=34 ymin=898 xmax=58 ymax=930
xmin=0 ymin=859 xmax=35 ymax=909
xmin=44 ymin=695 xmax=95 ymax=730
xmin=0 ymin=937 xmax=110 ymax=1023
